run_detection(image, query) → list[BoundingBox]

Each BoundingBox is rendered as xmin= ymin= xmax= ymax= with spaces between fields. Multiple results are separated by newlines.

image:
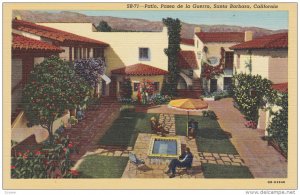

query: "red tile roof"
xmin=111 ymin=63 xmax=168 ymax=76
xmin=12 ymin=19 xmax=109 ymax=47
xmin=180 ymin=38 xmax=194 ymax=46
xmin=12 ymin=33 xmax=64 ymax=52
xmin=230 ymin=33 xmax=288 ymax=50
xmin=195 ymin=32 xmax=245 ymax=43
xmin=178 ymin=50 xmax=198 ymax=69
xmin=272 ymin=82 xmax=288 ymax=93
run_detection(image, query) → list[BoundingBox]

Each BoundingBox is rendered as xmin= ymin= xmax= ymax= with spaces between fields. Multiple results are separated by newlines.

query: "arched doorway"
xmin=177 ymin=75 xmax=188 ymax=89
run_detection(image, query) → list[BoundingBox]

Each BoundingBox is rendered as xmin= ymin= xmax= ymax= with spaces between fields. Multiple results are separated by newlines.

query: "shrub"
xmin=232 ymin=73 xmax=277 ymax=124
xmin=11 ymin=134 xmax=79 ymax=178
xmin=267 ymin=93 xmax=288 ymax=156
xmin=201 ymin=91 xmax=231 ymax=100
xmin=149 ymin=94 xmax=171 ymax=105
xmin=202 ymin=110 xmax=218 ymax=120
xmin=118 ymin=97 xmax=137 ymax=105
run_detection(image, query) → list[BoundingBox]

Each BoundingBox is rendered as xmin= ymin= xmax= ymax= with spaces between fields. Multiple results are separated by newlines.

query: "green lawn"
xmin=202 ymin=163 xmax=253 ymax=178
xmin=175 ymin=115 xmax=238 ymax=154
xmin=99 ymin=110 xmax=158 ymax=147
xmin=77 ymin=155 xmax=128 ymax=178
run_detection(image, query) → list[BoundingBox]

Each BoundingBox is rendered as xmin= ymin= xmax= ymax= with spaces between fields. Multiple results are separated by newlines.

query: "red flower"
xmin=11 ymin=165 xmax=16 ymax=169
xmin=70 ymin=170 xmax=79 ymax=176
xmin=68 ymin=143 xmax=73 ymax=148
xmin=35 ymin=150 xmax=42 ymax=155
xmin=23 ymin=154 xmax=28 ymax=159
xmin=43 ymin=160 xmax=48 ymax=165
xmin=17 ymin=152 xmax=22 ymax=156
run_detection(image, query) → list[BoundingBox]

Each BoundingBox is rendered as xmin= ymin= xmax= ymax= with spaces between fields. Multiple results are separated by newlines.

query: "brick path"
xmin=207 ymin=98 xmax=287 ymax=178
xmin=67 ymin=98 xmax=121 ymax=162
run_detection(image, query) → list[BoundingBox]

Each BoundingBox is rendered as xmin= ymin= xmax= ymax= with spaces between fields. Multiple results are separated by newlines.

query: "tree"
xmin=96 ymin=21 xmax=112 ymax=32
xmin=267 ymin=93 xmax=288 ymax=156
xmin=73 ymin=58 xmax=106 ymax=97
xmin=162 ymin=17 xmax=181 ymax=97
xmin=120 ymin=77 xmax=133 ymax=99
xmin=22 ymin=56 xmax=90 ymax=143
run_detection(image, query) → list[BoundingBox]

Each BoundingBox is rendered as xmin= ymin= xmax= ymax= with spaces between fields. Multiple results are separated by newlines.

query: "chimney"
xmin=244 ymin=31 xmax=253 ymax=42
xmin=194 ymin=27 xmax=201 ymax=34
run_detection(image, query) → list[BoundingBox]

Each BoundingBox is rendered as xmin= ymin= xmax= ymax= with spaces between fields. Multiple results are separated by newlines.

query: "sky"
xmin=70 ymin=10 xmax=288 ymax=30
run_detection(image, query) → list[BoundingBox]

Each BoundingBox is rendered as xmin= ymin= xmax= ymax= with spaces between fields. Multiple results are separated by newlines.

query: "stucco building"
xmin=230 ymin=32 xmax=288 ymax=133
xmin=193 ymin=28 xmax=253 ymax=93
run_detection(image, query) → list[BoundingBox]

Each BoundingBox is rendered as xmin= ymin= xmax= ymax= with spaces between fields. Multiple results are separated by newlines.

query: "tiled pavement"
xmin=207 ymin=98 xmax=287 ymax=178
xmin=158 ymin=113 xmax=176 ymax=136
xmin=199 ymin=152 xmax=245 ymax=166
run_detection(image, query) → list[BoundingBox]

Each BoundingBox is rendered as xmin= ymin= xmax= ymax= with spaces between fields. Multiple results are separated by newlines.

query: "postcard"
xmin=2 ymin=2 xmax=297 ymax=190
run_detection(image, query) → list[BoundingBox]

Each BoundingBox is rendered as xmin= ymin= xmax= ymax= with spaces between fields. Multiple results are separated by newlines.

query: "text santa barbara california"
xmin=214 ymin=4 xmax=279 ymax=8
xmin=141 ymin=3 xmax=279 ymax=9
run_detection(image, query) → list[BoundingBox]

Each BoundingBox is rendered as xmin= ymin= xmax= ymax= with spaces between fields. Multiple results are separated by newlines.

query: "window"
xmin=133 ymin=82 xmax=140 ymax=91
xmin=224 ymin=77 xmax=232 ymax=91
xmin=139 ymin=48 xmax=150 ymax=60
xmin=74 ymin=47 xmax=78 ymax=60
xmin=83 ymin=48 xmax=87 ymax=59
xmin=87 ymin=48 xmax=90 ymax=58
xmin=93 ymin=48 xmax=104 ymax=58
xmin=153 ymin=82 xmax=160 ymax=91
xmin=225 ymin=51 xmax=234 ymax=69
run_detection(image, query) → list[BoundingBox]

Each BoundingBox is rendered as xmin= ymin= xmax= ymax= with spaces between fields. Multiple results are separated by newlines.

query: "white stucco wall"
xmin=37 ymin=23 xmax=169 ymax=77
xmin=234 ymin=49 xmax=288 ymax=83
xmin=59 ymin=46 xmax=70 ymax=61
xmin=268 ymin=57 xmax=288 ymax=83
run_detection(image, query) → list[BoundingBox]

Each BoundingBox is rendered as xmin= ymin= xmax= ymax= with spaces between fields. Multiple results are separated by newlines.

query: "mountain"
xmin=12 ymin=10 xmax=287 ymax=39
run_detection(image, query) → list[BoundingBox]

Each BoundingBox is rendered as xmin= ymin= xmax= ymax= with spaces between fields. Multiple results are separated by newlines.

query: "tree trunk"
xmin=94 ymin=83 xmax=99 ymax=98
xmin=48 ymin=122 xmax=54 ymax=145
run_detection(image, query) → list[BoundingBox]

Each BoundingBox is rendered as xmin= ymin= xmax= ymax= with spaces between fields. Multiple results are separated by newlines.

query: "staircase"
xmin=177 ymin=78 xmax=203 ymax=98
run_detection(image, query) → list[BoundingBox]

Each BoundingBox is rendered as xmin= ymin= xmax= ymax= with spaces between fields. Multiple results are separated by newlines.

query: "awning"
xmin=100 ymin=74 xmax=111 ymax=84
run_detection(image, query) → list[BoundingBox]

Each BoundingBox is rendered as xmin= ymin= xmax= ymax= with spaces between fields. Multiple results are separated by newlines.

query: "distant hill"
xmin=12 ymin=10 xmax=287 ymax=39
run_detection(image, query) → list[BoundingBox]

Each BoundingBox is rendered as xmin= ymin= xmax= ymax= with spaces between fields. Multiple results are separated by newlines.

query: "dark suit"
xmin=168 ymin=152 xmax=193 ymax=174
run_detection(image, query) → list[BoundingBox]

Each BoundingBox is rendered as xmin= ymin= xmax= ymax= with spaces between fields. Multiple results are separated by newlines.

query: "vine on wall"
xmin=162 ymin=17 xmax=181 ymax=97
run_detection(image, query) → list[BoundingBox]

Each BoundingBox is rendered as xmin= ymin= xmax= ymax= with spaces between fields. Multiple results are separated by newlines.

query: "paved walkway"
xmin=207 ymin=98 xmax=287 ymax=178
xmin=158 ymin=113 xmax=176 ymax=136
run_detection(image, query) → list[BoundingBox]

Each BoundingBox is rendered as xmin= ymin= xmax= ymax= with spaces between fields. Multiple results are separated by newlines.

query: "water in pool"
xmin=152 ymin=139 xmax=177 ymax=155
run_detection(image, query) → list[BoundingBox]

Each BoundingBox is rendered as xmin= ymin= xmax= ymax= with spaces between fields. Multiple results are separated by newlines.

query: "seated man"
xmin=165 ymin=147 xmax=193 ymax=178
xmin=150 ymin=117 xmax=169 ymax=136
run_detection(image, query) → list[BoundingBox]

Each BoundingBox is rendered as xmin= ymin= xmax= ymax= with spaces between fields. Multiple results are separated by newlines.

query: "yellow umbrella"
xmin=168 ymin=98 xmax=208 ymax=137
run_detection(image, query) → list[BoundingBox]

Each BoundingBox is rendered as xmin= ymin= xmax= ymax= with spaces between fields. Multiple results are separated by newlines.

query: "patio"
xmin=72 ymin=106 xmax=253 ymax=178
